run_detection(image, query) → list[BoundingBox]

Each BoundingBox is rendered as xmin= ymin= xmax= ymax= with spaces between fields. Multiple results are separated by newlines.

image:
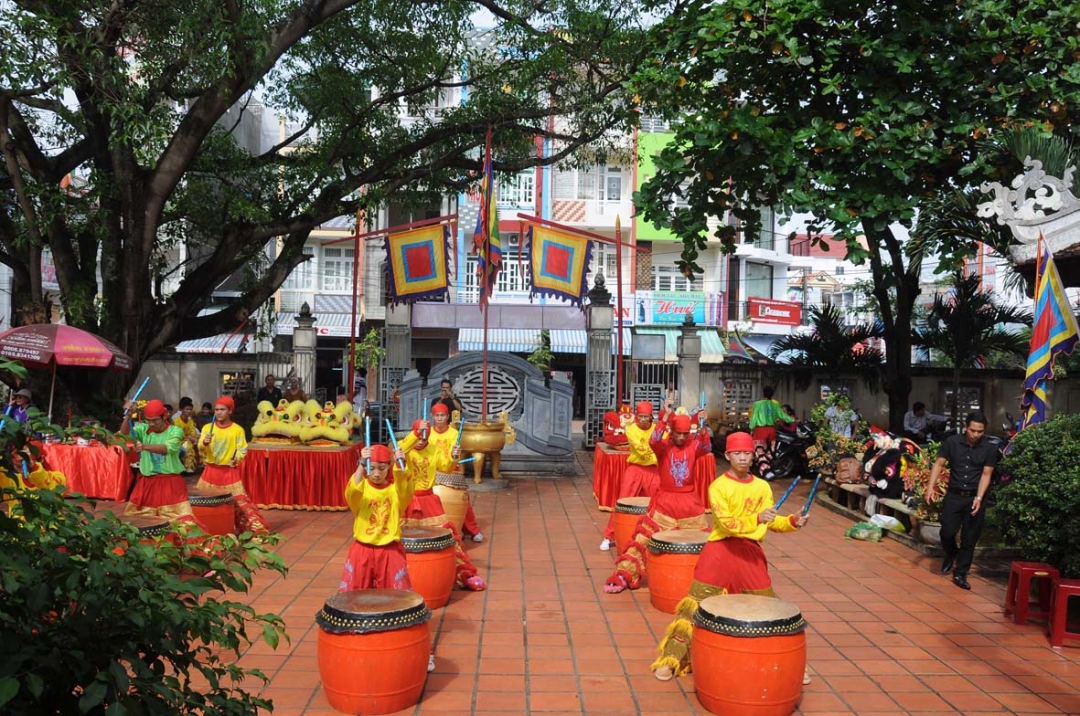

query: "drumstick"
xmin=384 ymin=419 xmax=406 ymax=470
xmin=0 ymin=404 xmax=13 ymax=432
xmin=773 ymin=475 xmax=801 ymax=510
xmin=121 ymin=376 xmax=151 ymax=427
xmin=364 ymin=416 xmax=371 ymax=473
xmin=421 ymin=410 xmax=428 ymax=440
xmin=802 ymin=474 xmax=822 ymax=516
xmin=456 ymin=456 xmax=475 ymax=464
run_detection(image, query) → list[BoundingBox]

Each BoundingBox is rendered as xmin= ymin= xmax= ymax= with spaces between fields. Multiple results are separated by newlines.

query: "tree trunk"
xmin=952 ymin=366 xmax=961 ymax=429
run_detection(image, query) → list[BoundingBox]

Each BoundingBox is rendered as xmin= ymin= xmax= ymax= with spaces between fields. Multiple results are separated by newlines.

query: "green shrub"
xmin=0 ymin=487 xmax=288 ymax=715
xmin=996 ymin=413 xmax=1080 ymax=578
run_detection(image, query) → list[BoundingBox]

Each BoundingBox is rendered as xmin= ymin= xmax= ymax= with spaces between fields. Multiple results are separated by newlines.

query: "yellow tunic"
xmin=427 ymin=426 xmax=461 ymax=473
xmin=198 ymin=422 xmax=248 ymax=466
xmin=173 ymin=415 xmax=199 ymax=442
xmin=403 ymin=440 xmax=456 ymax=491
xmin=625 ymin=422 xmax=658 ymax=467
xmin=707 ymin=473 xmax=798 ymax=542
xmin=345 ymin=474 xmax=417 ymax=545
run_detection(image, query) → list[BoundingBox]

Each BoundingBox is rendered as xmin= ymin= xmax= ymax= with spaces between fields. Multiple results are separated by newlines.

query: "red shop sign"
xmin=748 ymin=297 xmax=802 ymax=326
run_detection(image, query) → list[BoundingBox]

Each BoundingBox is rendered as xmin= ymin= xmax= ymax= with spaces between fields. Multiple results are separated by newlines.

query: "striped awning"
xmin=549 ymin=329 xmax=633 ymax=355
xmin=633 ymin=327 xmax=726 ymax=363
xmin=457 ymin=329 xmax=542 ymax=353
xmin=274 ymin=312 xmax=357 ymax=337
xmin=174 ymin=334 xmax=254 ymax=354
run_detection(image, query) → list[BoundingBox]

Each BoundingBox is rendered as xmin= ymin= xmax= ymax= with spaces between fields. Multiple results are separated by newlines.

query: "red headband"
xmin=431 ymin=403 xmax=449 ymax=415
xmin=725 ymin=432 xmax=754 ymax=452
xmin=214 ymin=396 xmax=235 ymax=411
xmin=369 ymin=444 xmax=392 ymax=463
xmin=635 ymin=401 xmax=653 ymax=415
xmin=670 ymin=415 xmax=692 ymax=432
xmin=142 ymin=399 xmax=167 ymax=419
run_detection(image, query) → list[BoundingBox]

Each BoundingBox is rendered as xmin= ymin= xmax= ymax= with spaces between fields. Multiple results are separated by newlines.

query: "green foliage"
xmin=997 ymin=414 xmax=1080 ymax=578
xmin=770 ymin=304 xmax=883 ymax=391
xmin=352 ymin=328 xmax=386 ymax=373
xmin=0 ymin=488 xmax=289 ymax=715
xmin=526 ymin=329 xmax=554 ymax=372
xmin=902 ymin=440 xmax=945 ymax=522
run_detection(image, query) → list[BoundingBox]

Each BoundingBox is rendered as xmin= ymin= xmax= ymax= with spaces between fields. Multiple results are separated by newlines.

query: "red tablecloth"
xmin=242 ymin=442 xmax=364 ymax=511
xmin=592 ymin=442 xmax=716 ymax=511
xmin=41 ymin=442 xmax=135 ymax=501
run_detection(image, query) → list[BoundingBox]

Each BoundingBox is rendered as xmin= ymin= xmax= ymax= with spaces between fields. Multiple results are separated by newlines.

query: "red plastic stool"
xmin=1004 ymin=561 xmax=1059 ymax=625
xmin=1047 ymin=579 xmax=1080 ymax=648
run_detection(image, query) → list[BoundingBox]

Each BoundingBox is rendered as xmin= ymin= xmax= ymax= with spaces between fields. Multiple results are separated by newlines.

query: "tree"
xmin=0 ymin=0 xmax=649 ymax=405
xmin=631 ymin=0 xmax=1080 ymax=431
xmin=914 ymin=272 xmax=1031 ymax=425
xmin=768 ymin=304 xmax=883 ymax=392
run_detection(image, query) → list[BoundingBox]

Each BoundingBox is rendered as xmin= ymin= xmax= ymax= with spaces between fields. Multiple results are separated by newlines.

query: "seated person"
xmin=903 ymin=402 xmax=947 ymax=442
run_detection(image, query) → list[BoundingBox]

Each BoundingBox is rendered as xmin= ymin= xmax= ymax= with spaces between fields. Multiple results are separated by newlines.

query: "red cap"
xmin=214 ymin=396 xmax=235 ymax=411
xmin=726 ymin=432 xmax=754 ymax=452
xmin=142 ymin=399 xmax=167 ymax=419
xmin=670 ymin=415 xmax=692 ymax=432
xmin=431 ymin=402 xmax=449 ymax=415
xmin=635 ymin=401 xmax=653 ymax=415
xmin=369 ymin=444 xmax=393 ymax=463
xmin=413 ymin=419 xmax=428 ymax=438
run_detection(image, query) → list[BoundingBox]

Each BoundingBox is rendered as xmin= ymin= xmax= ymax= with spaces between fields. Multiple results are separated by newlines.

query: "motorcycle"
xmin=767 ymin=421 xmax=816 ymax=481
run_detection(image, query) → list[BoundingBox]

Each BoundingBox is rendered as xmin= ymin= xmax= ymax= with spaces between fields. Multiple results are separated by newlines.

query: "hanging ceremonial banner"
xmin=384 ymin=224 xmax=452 ymax=305
xmin=526 ymin=225 xmax=593 ymax=306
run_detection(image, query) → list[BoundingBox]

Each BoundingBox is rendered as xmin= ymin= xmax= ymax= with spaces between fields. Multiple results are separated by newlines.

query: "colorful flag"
xmin=726 ymin=329 xmax=758 ymax=362
xmin=525 ymin=225 xmax=593 ymax=306
xmin=383 ymin=224 xmax=452 ymax=305
xmin=473 ymin=130 xmax=500 ymax=310
xmin=1019 ymin=235 xmax=1079 ymax=430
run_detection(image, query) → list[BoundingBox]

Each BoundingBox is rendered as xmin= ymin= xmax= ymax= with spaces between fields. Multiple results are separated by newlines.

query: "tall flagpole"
xmin=481 ymin=127 xmax=493 ymax=422
xmin=348 ymin=206 xmax=362 ymax=400
xmin=615 ymin=215 xmax=625 ymax=405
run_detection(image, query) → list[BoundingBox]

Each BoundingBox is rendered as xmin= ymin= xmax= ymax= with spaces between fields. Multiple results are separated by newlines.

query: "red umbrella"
xmin=0 ymin=323 xmax=133 ymax=421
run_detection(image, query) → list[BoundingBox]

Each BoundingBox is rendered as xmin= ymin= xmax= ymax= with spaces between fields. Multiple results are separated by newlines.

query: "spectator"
xmin=824 ymin=393 xmax=857 ymax=438
xmin=8 ymin=389 xmax=32 ymax=423
xmin=431 ymin=378 xmax=463 ymax=415
xmin=257 ymin=374 xmax=283 ymax=405
xmin=353 ymin=368 xmax=368 ymax=416
xmin=903 ymin=402 xmax=947 ymax=443
xmin=194 ymin=401 xmax=214 ymax=431
xmin=283 ymin=377 xmax=306 ymax=403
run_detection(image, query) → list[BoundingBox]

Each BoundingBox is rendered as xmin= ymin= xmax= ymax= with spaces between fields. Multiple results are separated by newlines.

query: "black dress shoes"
xmin=940 ymin=557 xmax=955 ymax=574
xmin=952 ymin=575 xmax=971 ymax=590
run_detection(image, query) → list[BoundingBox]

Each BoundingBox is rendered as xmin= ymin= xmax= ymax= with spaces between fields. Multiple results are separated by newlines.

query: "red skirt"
xmin=752 ymin=426 xmax=777 ymax=444
xmin=128 ymin=473 xmax=188 ymax=509
xmin=338 ymin=540 xmax=413 ymax=592
xmin=650 ymin=490 xmax=706 ymax=522
xmin=621 ymin=463 xmax=660 ymax=498
xmin=693 ymin=538 xmax=771 ymax=593
xmin=404 ymin=490 xmax=445 ymax=522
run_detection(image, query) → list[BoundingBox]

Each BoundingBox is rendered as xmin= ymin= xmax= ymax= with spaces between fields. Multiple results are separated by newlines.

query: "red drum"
xmin=647 ymin=530 xmax=708 ymax=614
xmin=692 ymin=594 xmax=807 ymax=716
xmin=402 ymin=526 xmax=456 ymax=609
xmin=317 ymin=589 xmax=432 ymax=715
xmin=188 ymin=488 xmax=234 ymax=535
xmin=432 ymin=478 xmax=469 ymax=534
xmin=118 ymin=514 xmax=172 ymax=540
xmin=614 ymin=496 xmax=650 ymax=553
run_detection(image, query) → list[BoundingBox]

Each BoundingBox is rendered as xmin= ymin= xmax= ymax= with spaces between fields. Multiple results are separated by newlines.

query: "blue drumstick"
xmin=0 ymin=404 xmax=13 ymax=432
xmin=385 ymin=419 xmax=406 ymax=470
xmin=802 ymin=474 xmax=822 ymax=516
xmin=456 ymin=456 xmax=475 ymax=464
xmin=364 ymin=416 xmax=371 ymax=473
xmin=773 ymin=476 xmax=801 ymax=510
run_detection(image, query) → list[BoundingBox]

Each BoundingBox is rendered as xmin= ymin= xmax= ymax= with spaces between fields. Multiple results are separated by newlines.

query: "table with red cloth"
xmin=242 ymin=441 xmax=364 ymax=511
xmin=592 ymin=442 xmax=717 ymax=512
xmin=40 ymin=442 xmax=135 ymax=501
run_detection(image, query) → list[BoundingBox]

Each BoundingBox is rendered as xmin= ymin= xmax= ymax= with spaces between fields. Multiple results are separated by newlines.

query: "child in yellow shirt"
xmin=197 ymin=395 xmax=269 ymax=533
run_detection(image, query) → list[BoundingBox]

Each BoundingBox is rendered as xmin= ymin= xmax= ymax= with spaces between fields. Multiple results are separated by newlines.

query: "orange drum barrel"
xmin=647 ymin=530 xmax=708 ymax=613
xmin=188 ymin=488 xmax=234 ymax=535
xmin=614 ymin=496 xmax=650 ymax=553
xmin=691 ymin=594 xmax=806 ymax=716
xmin=316 ymin=589 xmax=431 ymax=715
xmin=433 ymin=473 xmax=469 ymax=534
xmin=402 ymin=526 xmax=456 ymax=609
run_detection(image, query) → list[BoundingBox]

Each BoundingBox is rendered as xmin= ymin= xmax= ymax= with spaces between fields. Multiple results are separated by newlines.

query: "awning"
xmin=549 ymin=328 xmax=633 ymax=355
xmin=633 ymin=327 xmax=726 ymax=363
xmin=741 ymin=334 xmax=797 ymax=364
xmin=174 ymin=334 xmax=255 ymax=353
xmin=274 ymin=312 xmax=357 ymax=337
xmin=457 ymin=328 xmax=542 ymax=353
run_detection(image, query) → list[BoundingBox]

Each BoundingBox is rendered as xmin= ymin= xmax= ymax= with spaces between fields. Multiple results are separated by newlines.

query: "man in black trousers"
xmin=925 ymin=412 xmax=999 ymax=590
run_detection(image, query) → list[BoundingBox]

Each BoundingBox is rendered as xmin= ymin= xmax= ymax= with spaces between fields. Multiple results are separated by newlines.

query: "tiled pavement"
xmin=219 ymin=449 xmax=1080 ymax=715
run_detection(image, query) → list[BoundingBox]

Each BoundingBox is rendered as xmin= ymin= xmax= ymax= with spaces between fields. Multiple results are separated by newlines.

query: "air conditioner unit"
xmin=507 ymin=233 xmax=521 ymax=248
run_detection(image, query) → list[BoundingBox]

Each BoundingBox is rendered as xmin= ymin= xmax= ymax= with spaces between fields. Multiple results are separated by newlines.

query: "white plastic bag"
xmin=869 ymin=513 xmax=903 ymax=532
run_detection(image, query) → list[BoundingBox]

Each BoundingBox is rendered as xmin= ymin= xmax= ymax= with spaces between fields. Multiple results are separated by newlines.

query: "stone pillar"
xmin=584 ymin=274 xmax=615 ymax=448
xmin=678 ymin=315 xmax=702 ymax=412
xmin=293 ymin=302 xmax=317 ymax=397
xmin=382 ymin=302 xmax=412 ymax=432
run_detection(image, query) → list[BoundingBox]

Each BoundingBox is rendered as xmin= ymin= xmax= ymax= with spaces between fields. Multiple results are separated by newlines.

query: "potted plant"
xmin=902 ymin=440 xmax=946 ymax=543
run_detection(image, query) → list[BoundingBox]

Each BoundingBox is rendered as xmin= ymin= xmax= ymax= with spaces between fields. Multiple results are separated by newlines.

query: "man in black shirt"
xmin=925 ymin=412 xmax=999 ymax=590
xmin=431 ymin=378 xmax=464 ymax=415
xmin=257 ymin=374 xmax=283 ymax=406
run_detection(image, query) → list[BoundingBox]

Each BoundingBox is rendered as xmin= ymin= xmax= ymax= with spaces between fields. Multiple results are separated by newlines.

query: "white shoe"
xmin=471 ymin=532 xmax=484 ymax=543
xmin=428 ymin=654 xmax=436 ymax=672
xmin=599 ymin=538 xmax=612 ymax=551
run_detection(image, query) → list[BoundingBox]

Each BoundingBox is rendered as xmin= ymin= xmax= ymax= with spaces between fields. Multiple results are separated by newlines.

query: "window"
xmin=756 ymin=207 xmax=775 ymax=251
xmin=588 ymin=243 xmax=620 ymax=288
xmin=835 ymin=266 xmax=845 ymax=276
xmin=282 ymin=246 xmax=315 ymax=290
xmin=464 ymin=252 xmax=530 ymax=294
xmin=653 ymin=264 xmax=701 ymax=292
xmin=321 ymin=246 xmax=354 ymax=292
xmin=500 ymin=171 xmax=535 ymax=206
xmin=605 ymin=166 xmax=622 ymax=201
xmin=744 ymin=262 xmax=773 ymax=299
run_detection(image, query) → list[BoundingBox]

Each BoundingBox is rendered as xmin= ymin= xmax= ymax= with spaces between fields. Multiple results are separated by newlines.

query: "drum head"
xmin=401 ymin=526 xmax=455 ymax=552
xmin=120 ymin=514 xmax=171 ymax=536
xmin=648 ymin=529 xmax=708 ymax=554
xmin=615 ymin=496 xmax=651 ymax=514
xmin=435 ymin=472 xmax=467 ymax=489
xmin=317 ymin=588 xmax=431 ymax=635
xmin=188 ymin=487 xmax=234 ymax=506
xmin=694 ymin=594 xmax=806 ymax=637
